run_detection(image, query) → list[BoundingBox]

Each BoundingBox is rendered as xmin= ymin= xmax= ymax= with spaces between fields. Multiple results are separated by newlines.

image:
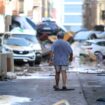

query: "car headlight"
xmin=4 ymin=47 xmax=12 ymax=52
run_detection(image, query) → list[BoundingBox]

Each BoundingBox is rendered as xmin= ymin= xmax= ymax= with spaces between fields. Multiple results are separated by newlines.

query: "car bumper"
xmin=13 ymin=53 xmax=36 ymax=63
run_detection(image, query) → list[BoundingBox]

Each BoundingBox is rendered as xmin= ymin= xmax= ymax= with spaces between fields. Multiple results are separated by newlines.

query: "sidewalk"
xmin=78 ymin=72 xmax=105 ymax=105
xmin=1 ymin=61 xmax=105 ymax=105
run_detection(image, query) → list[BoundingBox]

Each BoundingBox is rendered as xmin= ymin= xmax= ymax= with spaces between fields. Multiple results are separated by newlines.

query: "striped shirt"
xmin=51 ymin=39 xmax=73 ymax=65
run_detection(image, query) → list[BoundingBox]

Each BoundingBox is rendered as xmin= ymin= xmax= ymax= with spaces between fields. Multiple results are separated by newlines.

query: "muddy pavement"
xmin=0 ymin=72 xmax=88 ymax=105
xmin=0 ymin=57 xmax=105 ymax=105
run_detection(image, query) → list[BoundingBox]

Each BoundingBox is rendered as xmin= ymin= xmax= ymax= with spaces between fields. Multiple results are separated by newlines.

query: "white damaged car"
xmin=3 ymin=37 xmax=36 ymax=66
xmin=10 ymin=29 xmax=42 ymax=65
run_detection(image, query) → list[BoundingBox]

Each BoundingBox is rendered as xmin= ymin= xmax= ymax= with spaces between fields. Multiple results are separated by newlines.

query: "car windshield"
xmin=43 ymin=21 xmax=58 ymax=29
xmin=38 ymin=21 xmax=58 ymax=30
xmin=5 ymin=37 xmax=30 ymax=46
xmin=13 ymin=34 xmax=38 ymax=43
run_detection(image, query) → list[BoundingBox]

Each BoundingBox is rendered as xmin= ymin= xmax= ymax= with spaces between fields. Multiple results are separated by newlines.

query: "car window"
xmin=42 ymin=22 xmax=49 ymax=26
xmin=73 ymin=31 xmax=91 ymax=40
xmin=97 ymin=41 xmax=105 ymax=46
xmin=45 ymin=21 xmax=58 ymax=28
xmin=5 ymin=38 xmax=30 ymax=46
xmin=26 ymin=17 xmax=36 ymax=29
xmin=13 ymin=34 xmax=38 ymax=43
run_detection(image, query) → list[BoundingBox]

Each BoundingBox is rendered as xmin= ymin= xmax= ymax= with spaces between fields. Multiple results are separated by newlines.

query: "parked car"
xmin=41 ymin=17 xmax=59 ymax=34
xmin=10 ymin=29 xmax=42 ymax=65
xmin=80 ymin=39 xmax=105 ymax=61
xmin=36 ymin=21 xmax=74 ymax=42
xmin=73 ymin=30 xmax=105 ymax=41
xmin=3 ymin=37 xmax=36 ymax=66
xmin=36 ymin=20 xmax=60 ymax=40
xmin=73 ymin=31 xmax=97 ymax=41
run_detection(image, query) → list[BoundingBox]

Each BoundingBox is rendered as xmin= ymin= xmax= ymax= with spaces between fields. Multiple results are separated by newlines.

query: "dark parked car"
xmin=37 ymin=20 xmax=59 ymax=34
xmin=36 ymin=20 xmax=60 ymax=41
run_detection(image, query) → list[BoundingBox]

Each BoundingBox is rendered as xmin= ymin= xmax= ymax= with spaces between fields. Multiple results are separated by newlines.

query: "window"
xmin=97 ymin=41 xmax=105 ymax=46
xmin=64 ymin=25 xmax=81 ymax=32
xmin=5 ymin=38 xmax=30 ymax=46
xmin=13 ymin=34 xmax=38 ymax=43
xmin=64 ymin=0 xmax=82 ymax=2
xmin=19 ymin=0 xmax=24 ymax=13
xmin=64 ymin=15 xmax=82 ymax=23
xmin=101 ymin=10 xmax=105 ymax=20
xmin=64 ymin=5 xmax=82 ymax=13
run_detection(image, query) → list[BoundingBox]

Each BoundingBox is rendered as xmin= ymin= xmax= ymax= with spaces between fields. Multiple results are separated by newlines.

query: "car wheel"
xmin=29 ymin=61 xmax=34 ymax=66
xmin=35 ymin=61 xmax=41 ymax=65
xmin=95 ymin=52 xmax=103 ymax=63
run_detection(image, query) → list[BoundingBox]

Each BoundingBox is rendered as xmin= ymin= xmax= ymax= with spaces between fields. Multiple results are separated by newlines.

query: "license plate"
xmin=23 ymin=59 xmax=28 ymax=62
xmin=43 ymin=27 xmax=51 ymax=30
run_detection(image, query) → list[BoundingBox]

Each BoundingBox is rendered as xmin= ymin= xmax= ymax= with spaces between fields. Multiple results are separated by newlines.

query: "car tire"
xmin=35 ymin=61 xmax=41 ymax=65
xmin=29 ymin=61 xmax=34 ymax=66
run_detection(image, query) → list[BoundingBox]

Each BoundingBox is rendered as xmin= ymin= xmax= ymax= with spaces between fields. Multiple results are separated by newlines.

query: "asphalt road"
xmin=0 ymin=60 xmax=105 ymax=105
xmin=0 ymin=72 xmax=87 ymax=105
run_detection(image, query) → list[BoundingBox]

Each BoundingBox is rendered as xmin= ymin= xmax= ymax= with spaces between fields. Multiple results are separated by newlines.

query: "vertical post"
xmin=7 ymin=53 xmax=14 ymax=72
xmin=0 ymin=53 xmax=7 ymax=77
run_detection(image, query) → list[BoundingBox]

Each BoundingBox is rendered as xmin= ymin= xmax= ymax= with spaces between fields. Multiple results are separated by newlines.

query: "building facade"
xmin=96 ymin=0 xmax=105 ymax=26
xmin=83 ymin=0 xmax=105 ymax=29
xmin=60 ymin=0 xmax=83 ymax=32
